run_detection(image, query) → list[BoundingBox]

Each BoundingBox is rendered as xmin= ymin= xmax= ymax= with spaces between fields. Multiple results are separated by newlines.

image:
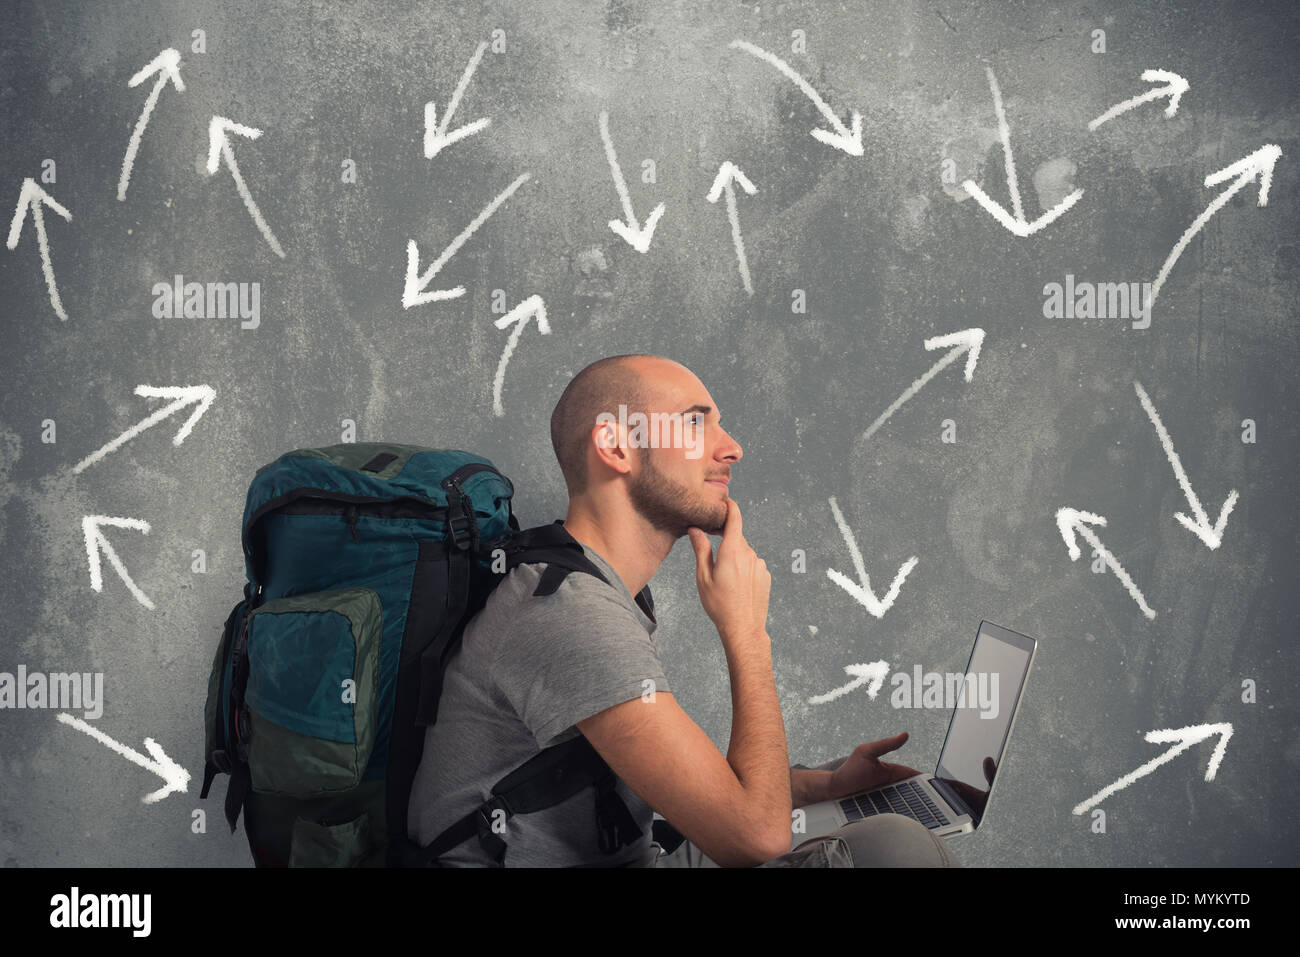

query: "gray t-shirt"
xmin=407 ymin=542 xmax=669 ymax=867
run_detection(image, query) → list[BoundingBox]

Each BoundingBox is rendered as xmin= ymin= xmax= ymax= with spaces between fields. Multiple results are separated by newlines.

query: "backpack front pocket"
xmin=243 ymin=587 xmax=382 ymax=797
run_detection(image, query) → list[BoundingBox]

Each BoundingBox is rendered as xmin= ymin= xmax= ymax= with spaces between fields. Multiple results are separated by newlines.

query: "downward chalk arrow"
xmin=826 ymin=497 xmax=917 ymax=619
xmin=808 ymin=660 xmax=891 ymax=705
xmin=118 ymin=47 xmax=186 ymax=200
xmin=706 ymin=161 xmax=758 ymax=296
xmin=861 ymin=328 xmax=985 ymax=442
xmin=1072 ymin=722 xmax=1232 ymax=815
xmin=56 ymin=713 xmax=190 ymax=803
xmin=961 ymin=67 xmax=1084 ymax=237
xmin=599 ymin=111 xmax=664 ymax=252
xmin=1055 ymin=508 xmax=1155 ymax=620
xmin=82 ymin=515 xmax=156 ymax=610
xmin=1087 ymin=69 xmax=1189 ymax=131
xmin=1134 ymin=381 xmax=1237 ymax=550
xmin=72 ymin=385 xmax=216 ymax=474
xmin=492 ymin=295 xmax=550 ymax=416
xmin=1149 ymin=144 xmax=1281 ymax=314
xmin=424 ymin=41 xmax=492 ymax=159
xmin=205 ymin=116 xmax=285 ymax=258
xmin=728 ymin=40 xmax=864 ymax=156
xmin=403 ymin=172 xmax=531 ymax=308
xmin=7 ymin=178 xmax=72 ymax=320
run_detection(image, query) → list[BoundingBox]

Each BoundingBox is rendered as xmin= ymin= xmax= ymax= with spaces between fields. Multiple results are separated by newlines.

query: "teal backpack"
xmin=201 ymin=443 xmax=665 ymax=866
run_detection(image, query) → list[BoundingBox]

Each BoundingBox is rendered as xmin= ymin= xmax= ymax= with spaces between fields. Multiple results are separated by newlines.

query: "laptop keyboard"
xmin=839 ymin=779 xmax=950 ymax=829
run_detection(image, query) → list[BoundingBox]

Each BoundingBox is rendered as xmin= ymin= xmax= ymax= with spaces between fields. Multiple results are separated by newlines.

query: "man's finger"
xmin=717 ymin=497 xmax=742 ymax=551
xmin=687 ymin=527 xmax=714 ymax=580
xmin=856 ymin=732 xmax=909 ymax=759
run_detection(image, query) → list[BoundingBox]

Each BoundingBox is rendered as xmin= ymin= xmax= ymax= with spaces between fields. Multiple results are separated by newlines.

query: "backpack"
xmin=200 ymin=442 xmax=672 ymax=866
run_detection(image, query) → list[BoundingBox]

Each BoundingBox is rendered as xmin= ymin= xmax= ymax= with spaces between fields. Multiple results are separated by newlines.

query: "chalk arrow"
xmin=56 ymin=713 xmax=190 ymax=804
xmin=205 ymin=116 xmax=285 ymax=258
xmin=1134 ymin=381 xmax=1238 ymax=550
xmin=72 ymin=385 xmax=216 ymax=474
xmin=1072 ymin=722 xmax=1232 ymax=815
xmin=118 ymin=47 xmax=186 ymax=201
xmin=403 ymin=172 xmax=531 ymax=308
xmin=808 ymin=660 xmax=891 ymax=705
xmin=1087 ymin=68 xmax=1189 ymax=132
xmin=706 ymin=161 xmax=758 ymax=296
xmin=826 ymin=497 xmax=918 ymax=619
xmin=424 ymin=41 xmax=492 ymax=159
xmin=82 ymin=515 xmax=156 ymax=611
xmin=1149 ymin=143 xmax=1281 ymax=314
xmin=861 ymin=328 xmax=985 ymax=442
xmin=960 ymin=67 xmax=1084 ymax=237
xmin=492 ymin=295 xmax=550 ymax=416
xmin=728 ymin=39 xmax=864 ymax=156
xmin=1055 ymin=508 xmax=1155 ymax=620
xmin=6 ymin=178 xmax=73 ymax=320
xmin=598 ymin=111 xmax=664 ymax=253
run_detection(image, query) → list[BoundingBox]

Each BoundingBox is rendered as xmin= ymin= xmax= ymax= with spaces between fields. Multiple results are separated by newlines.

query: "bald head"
xmin=550 ymin=354 xmax=670 ymax=496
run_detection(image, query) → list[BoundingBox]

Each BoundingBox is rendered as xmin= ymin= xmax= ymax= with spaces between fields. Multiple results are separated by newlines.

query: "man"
xmin=407 ymin=354 xmax=959 ymax=867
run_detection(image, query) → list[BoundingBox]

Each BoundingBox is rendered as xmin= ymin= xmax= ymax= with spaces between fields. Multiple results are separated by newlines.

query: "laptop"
xmin=794 ymin=620 xmax=1036 ymax=848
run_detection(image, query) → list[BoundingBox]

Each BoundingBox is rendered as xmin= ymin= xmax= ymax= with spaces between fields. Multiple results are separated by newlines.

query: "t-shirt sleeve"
xmin=490 ymin=576 xmax=671 ymax=750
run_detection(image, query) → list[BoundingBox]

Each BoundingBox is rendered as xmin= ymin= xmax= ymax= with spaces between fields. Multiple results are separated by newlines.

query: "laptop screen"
xmin=933 ymin=621 xmax=1035 ymax=827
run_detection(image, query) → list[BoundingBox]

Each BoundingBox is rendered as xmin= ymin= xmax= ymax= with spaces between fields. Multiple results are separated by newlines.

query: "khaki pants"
xmin=651 ymin=756 xmax=962 ymax=868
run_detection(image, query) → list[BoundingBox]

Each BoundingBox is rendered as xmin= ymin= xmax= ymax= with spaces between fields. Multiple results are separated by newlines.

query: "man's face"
xmin=621 ymin=365 xmax=742 ymax=537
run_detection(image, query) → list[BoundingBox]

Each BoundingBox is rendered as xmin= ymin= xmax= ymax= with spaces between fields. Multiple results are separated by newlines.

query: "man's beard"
xmin=627 ymin=450 xmax=727 ymax=536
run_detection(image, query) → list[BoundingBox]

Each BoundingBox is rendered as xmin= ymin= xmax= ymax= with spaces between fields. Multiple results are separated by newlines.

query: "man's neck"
xmin=560 ymin=498 xmax=676 ymax=599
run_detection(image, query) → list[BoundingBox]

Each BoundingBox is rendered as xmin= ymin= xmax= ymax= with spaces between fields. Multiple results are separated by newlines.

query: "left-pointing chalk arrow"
xmin=56 ymin=713 xmax=190 ymax=803
xmin=82 ymin=515 xmax=155 ymax=611
xmin=72 ymin=385 xmax=216 ymax=474
xmin=206 ymin=116 xmax=285 ymax=258
xmin=6 ymin=178 xmax=73 ymax=320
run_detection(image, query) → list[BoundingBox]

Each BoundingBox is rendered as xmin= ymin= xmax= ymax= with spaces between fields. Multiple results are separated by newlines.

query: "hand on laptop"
xmin=826 ymin=732 xmax=922 ymax=801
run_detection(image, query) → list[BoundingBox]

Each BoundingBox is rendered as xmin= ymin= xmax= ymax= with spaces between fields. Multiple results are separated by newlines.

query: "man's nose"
xmin=716 ymin=427 xmax=742 ymax=463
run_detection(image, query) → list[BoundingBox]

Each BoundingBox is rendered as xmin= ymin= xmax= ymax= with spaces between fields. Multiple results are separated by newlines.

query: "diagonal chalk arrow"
xmin=7 ymin=178 xmax=73 ymax=320
xmin=82 ymin=515 xmax=156 ymax=610
xmin=728 ymin=39 xmax=863 ymax=155
xmin=71 ymin=385 xmax=216 ymax=474
xmin=826 ymin=497 xmax=917 ymax=619
xmin=706 ymin=161 xmax=758 ymax=296
xmin=206 ymin=116 xmax=285 ymax=258
xmin=808 ymin=660 xmax=892 ymax=705
xmin=1087 ymin=68 xmax=1189 ymax=132
xmin=599 ymin=111 xmax=664 ymax=253
xmin=118 ymin=47 xmax=186 ymax=200
xmin=1134 ymin=381 xmax=1238 ymax=550
xmin=424 ymin=41 xmax=492 ymax=159
xmin=1072 ymin=722 xmax=1232 ymax=815
xmin=492 ymin=295 xmax=550 ymax=416
xmin=1056 ymin=507 xmax=1155 ymax=619
xmin=861 ymin=328 xmax=985 ymax=442
xmin=961 ymin=67 xmax=1084 ymax=237
xmin=1149 ymin=144 xmax=1281 ymax=315
xmin=56 ymin=712 xmax=190 ymax=803
xmin=403 ymin=172 xmax=531 ymax=308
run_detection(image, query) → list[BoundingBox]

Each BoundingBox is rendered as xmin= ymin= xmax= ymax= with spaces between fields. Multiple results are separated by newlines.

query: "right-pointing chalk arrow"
xmin=205 ymin=116 xmax=285 ymax=258
xmin=961 ymin=67 xmax=1084 ymax=237
xmin=56 ymin=712 xmax=190 ymax=804
xmin=1072 ymin=722 xmax=1233 ymax=815
xmin=72 ymin=384 xmax=216 ymax=474
xmin=861 ymin=328 xmax=985 ymax=442
xmin=598 ymin=111 xmax=664 ymax=253
xmin=118 ymin=47 xmax=186 ymax=201
xmin=424 ymin=41 xmax=492 ymax=159
xmin=492 ymin=295 xmax=550 ymax=416
xmin=808 ymin=660 xmax=892 ymax=705
xmin=7 ymin=178 xmax=73 ymax=320
xmin=1087 ymin=68 xmax=1189 ymax=132
xmin=1055 ymin=508 xmax=1156 ymax=620
xmin=706 ymin=161 xmax=758 ymax=296
xmin=728 ymin=39 xmax=863 ymax=156
xmin=1134 ymin=380 xmax=1238 ymax=550
xmin=1149 ymin=144 xmax=1282 ymax=314
xmin=826 ymin=497 xmax=918 ymax=619
xmin=82 ymin=515 xmax=156 ymax=611
xmin=403 ymin=172 xmax=531 ymax=308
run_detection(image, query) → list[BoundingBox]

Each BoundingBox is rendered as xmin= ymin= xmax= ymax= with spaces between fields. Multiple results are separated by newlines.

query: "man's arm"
xmin=790 ymin=766 xmax=835 ymax=808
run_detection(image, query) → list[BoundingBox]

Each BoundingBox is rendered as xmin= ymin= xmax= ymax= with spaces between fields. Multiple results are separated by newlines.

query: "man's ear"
xmin=590 ymin=417 xmax=632 ymax=477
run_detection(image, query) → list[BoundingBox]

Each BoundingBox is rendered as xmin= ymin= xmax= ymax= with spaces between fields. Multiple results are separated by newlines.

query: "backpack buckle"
xmin=447 ymin=512 xmax=473 ymax=550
